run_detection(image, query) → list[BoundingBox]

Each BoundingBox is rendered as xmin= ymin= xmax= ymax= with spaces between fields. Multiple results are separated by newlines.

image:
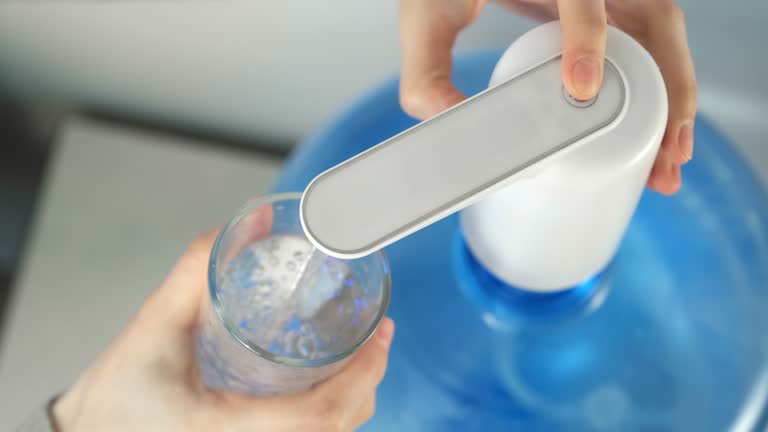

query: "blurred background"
xmin=0 ymin=1 xmax=765 ymax=428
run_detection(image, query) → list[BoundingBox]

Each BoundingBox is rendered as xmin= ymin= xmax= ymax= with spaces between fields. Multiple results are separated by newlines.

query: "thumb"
xmin=303 ymin=318 xmax=395 ymax=429
xmin=135 ymin=229 xmax=220 ymax=333
xmin=312 ymin=318 xmax=395 ymax=402
xmin=557 ymin=0 xmax=607 ymax=101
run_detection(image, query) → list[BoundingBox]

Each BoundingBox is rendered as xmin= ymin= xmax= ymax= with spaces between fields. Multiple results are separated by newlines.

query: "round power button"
xmin=563 ymin=85 xmax=598 ymax=108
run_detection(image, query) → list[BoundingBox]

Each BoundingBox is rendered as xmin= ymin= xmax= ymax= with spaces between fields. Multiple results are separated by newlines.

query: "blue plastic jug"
xmin=272 ymin=50 xmax=768 ymax=431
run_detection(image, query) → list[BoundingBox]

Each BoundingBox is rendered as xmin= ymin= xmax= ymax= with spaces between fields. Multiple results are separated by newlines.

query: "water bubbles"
xmin=214 ymin=233 xmax=362 ymax=362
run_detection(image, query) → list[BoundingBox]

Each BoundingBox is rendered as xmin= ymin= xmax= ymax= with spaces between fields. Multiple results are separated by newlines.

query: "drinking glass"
xmin=196 ymin=193 xmax=391 ymax=396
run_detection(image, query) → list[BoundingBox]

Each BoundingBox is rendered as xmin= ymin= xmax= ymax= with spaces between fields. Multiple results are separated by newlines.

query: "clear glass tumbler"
xmin=196 ymin=192 xmax=391 ymax=396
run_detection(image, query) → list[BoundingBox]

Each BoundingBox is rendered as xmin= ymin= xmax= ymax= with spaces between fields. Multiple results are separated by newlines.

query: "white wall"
xmin=0 ymin=1 xmax=529 ymax=146
xmin=0 ymin=1 xmax=765 ymax=162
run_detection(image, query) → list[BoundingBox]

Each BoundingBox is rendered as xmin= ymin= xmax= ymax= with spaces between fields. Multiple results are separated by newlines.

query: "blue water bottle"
xmin=273 ymin=22 xmax=768 ymax=432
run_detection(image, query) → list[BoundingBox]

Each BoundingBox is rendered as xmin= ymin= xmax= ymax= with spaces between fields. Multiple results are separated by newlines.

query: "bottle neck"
xmin=452 ymin=233 xmax=611 ymax=330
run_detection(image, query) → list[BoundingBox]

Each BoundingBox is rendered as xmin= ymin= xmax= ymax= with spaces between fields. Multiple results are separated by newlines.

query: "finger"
xmin=128 ymin=201 xmax=274 ymax=342
xmin=306 ymin=318 xmax=394 ymax=427
xmin=136 ymin=229 xmax=220 ymax=333
xmin=557 ymin=0 xmax=607 ymax=101
xmin=642 ymin=4 xmax=698 ymax=165
xmin=351 ymin=393 xmax=376 ymax=429
xmin=314 ymin=318 xmax=394 ymax=399
xmin=398 ymin=0 xmax=485 ymax=119
xmin=647 ymin=148 xmax=681 ymax=195
xmin=156 ymin=200 xmax=273 ymax=329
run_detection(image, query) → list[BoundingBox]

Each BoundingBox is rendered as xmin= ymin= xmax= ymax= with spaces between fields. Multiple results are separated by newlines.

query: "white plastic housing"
xmin=301 ymin=55 xmax=627 ymax=258
xmin=460 ymin=22 xmax=667 ymax=292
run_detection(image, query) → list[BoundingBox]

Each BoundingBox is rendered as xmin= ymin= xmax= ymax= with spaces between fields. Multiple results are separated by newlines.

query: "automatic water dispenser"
xmin=274 ymin=21 xmax=768 ymax=432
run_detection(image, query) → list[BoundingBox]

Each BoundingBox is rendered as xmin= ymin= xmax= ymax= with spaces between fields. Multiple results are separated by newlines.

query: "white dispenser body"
xmin=461 ymin=22 xmax=667 ymax=292
xmin=300 ymin=22 xmax=667 ymax=294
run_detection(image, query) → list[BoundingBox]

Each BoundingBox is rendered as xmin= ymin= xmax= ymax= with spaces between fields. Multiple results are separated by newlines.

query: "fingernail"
xmin=571 ymin=56 xmax=601 ymax=99
xmin=375 ymin=319 xmax=394 ymax=347
xmin=678 ymin=122 xmax=694 ymax=162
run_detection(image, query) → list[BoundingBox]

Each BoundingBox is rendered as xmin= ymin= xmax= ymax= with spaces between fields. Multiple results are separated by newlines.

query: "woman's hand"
xmin=52 ymin=230 xmax=394 ymax=432
xmin=399 ymin=0 xmax=697 ymax=195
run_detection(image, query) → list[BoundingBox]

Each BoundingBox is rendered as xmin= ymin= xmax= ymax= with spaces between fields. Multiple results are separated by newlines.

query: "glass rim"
xmin=207 ymin=192 xmax=392 ymax=368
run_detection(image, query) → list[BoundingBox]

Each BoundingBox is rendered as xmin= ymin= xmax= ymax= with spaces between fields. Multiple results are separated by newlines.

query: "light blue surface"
xmin=272 ymin=50 xmax=768 ymax=431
